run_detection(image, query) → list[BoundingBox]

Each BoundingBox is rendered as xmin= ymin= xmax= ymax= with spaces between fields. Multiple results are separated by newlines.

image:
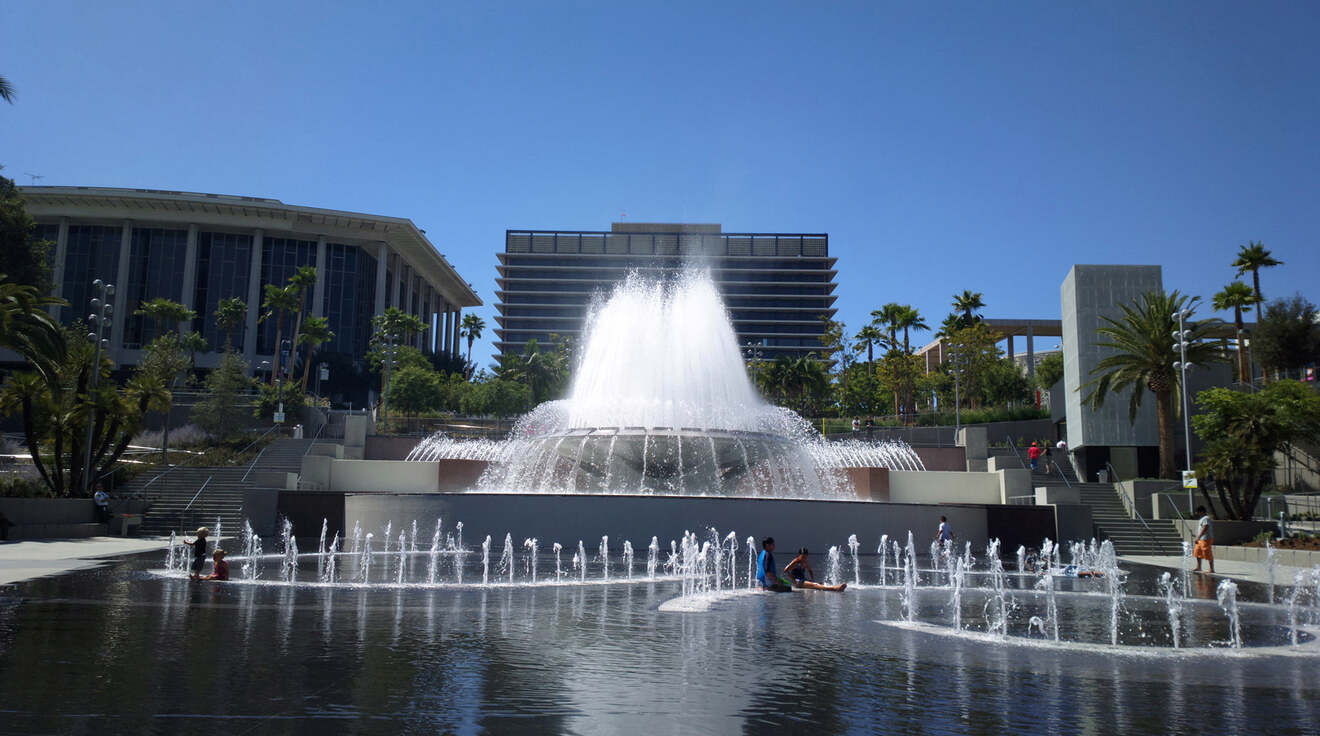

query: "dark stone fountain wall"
xmin=344 ymin=492 xmax=1056 ymax=559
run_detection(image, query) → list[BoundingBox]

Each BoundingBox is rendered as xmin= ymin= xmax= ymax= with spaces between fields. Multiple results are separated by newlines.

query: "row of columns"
xmin=46 ymin=220 xmax=462 ymax=367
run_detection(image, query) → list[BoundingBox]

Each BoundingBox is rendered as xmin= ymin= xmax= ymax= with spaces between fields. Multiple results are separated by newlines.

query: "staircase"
xmin=127 ymin=467 xmax=260 ymax=537
xmin=1077 ymin=483 xmax=1183 ymax=557
xmin=251 ymin=438 xmax=318 ymax=475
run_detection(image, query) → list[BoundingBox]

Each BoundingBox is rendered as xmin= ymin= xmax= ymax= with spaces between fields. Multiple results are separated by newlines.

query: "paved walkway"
xmin=1122 ymin=554 xmax=1316 ymax=586
xmin=0 ymin=536 xmax=171 ymax=585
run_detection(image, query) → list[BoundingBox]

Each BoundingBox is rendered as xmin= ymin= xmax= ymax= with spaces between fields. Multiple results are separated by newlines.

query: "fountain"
xmin=1159 ymin=571 xmax=1182 ymax=649
xmin=403 ymin=272 xmax=922 ymax=497
xmin=877 ymin=534 xmax=889 ymax=586
xmin=1217 ymin=579 xmax=1242 ymax=649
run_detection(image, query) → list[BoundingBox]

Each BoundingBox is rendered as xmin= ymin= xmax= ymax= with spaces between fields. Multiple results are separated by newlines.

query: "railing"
xmin=1104 ymin=462 xmax=1168 ymax=555
xmin=240 ymin=448 xmax=266 ymax=483
xmin=177 ymin=474 xmax=213 ymax=533
xmin=1005 ymin=437 xmax=1029 ymax=471
xmin=1007 ymin=494 xmax=1036 ymax=506
xmin=1049 ymin=454 xmax=1072 ymax=489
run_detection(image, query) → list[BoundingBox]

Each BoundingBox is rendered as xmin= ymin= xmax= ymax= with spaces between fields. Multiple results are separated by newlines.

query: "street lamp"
xmin=381 ymin=331 xmax=399 ymax=428
xmin=744 ymin=341 xmax=764 ymax=383
xmin=1172 ymin=309 xmax=1195 ymax=513
xmin=83 ymin=279 xmax=114 ymax=498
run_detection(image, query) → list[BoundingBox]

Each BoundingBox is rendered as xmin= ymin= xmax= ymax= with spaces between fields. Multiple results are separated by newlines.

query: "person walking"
xmin=1027 ymin=442 xmax=1042 ymax=472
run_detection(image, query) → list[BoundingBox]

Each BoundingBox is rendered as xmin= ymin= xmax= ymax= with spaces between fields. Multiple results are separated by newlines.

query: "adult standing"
xmin=93 ymin=485 xmax=111 ymax=524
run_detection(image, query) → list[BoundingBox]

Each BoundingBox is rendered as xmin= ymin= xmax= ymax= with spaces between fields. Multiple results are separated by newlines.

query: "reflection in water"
xmin=0 ymin=556 xmax=1316 ymax=734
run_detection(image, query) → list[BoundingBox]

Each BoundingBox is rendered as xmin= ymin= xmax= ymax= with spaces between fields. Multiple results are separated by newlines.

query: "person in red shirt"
xmin=201 ymin=549 xmax=229 ymax=581
xmin=1028 ymin=442 xmax=1042 ymax=472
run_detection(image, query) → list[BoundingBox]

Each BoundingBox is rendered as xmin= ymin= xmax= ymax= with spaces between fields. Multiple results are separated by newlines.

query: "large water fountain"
xmin=407 ymin=271 xmax=923 ymax=497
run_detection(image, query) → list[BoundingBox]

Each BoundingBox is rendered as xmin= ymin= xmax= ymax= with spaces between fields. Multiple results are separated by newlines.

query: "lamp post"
xmin=744 ymin=341 xmax=764 ymax=384
xmin=1172 ymin=309 xmax=1195 ymax=513
xmin=381 ymin=331 xmax=398 ymax=429
xmin=82 ymin=279 xmax=114 ymax=498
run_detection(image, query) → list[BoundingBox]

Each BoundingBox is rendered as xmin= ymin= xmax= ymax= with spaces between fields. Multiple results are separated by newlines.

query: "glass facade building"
xmin=17 ymin=187 xmax=481 ymax=372
xmin=495 ymin=224 xmax=837 ymax=361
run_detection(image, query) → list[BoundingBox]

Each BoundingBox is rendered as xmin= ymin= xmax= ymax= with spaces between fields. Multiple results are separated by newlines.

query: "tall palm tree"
xmin=133 ymin=297 xmax=194 ymax=344
xmin=214 ymin=297 xmax=247 ymax=352
xmin=873 ymin=303 xmax=903 ymax=350
xmin=1231 ymin=241 xmax=1282 ymax=324
xmin=951 ymin=290 xmax=985 ymax=327
xmin=895 ymin=305 xmax=928 ymax=416
xmin=0 ymin=75 xmax=15 ymax=104
xmin=297 ymin=315 xmax=335 ymax=391
xmin=1081 ymin=290 xmax=1224 ymax=479
xmin=1212 ymin=281 xmax=1258 ymax=384
xmin=260 ymin=284 xmax=299 ymax=384
xmin=0 ymin=276 xmax=66 ymax=382
xmin=284 ymin=265 xmax=318 ymax=375
xmin=854 ymin=325 xmax=884 ymax=366
xmin=460 ymin=313 xmax=485 ymax=369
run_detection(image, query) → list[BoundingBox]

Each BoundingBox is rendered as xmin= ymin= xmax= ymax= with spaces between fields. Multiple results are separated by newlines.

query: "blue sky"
xmin=4 ymin=1 xmax=1317 ymax=365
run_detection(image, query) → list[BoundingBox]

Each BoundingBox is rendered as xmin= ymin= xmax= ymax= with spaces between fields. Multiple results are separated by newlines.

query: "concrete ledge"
xmin=1035 ymin=485 xmax=1080 ymax=505
xmin=1206 ymin=544 xmax=1320 ymax=568
xmin=10 ymin=522 xmax=108 ymax=540
xmin=1173 ymin=519 xmax=1277 ymax=546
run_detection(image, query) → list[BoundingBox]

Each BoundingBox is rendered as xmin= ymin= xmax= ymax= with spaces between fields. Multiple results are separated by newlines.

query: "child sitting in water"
xmin=784 ymin=548 xmax=846 ymax=592
xmin=200 ymin=549 xmax=229 ymax=581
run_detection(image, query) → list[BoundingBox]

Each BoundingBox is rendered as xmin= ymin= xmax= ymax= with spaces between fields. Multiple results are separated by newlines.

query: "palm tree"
xmin=284 ymin=266 xmax=318 ymax=375
xmin=460 ymin=313 xmax=485 ymax=369
xmin=0 ymin=276 xmax=66 ymax=382
xmin=1212 ymin=281 xmax=1259 ymax=384
xmin=853 ymin=325 xmax=884 ymax=366
xmin=179 ymin=331 xmax=210 ymax=374
xmin=1081 ymin=290 xmax=1224 ymax=479
xmin=0 ymin=75 xmax=14 ymax=104
xmin=260 ymin=284 xmax=299 ymax=384
xmin=895 ymin=305 xmax=929 ymax=417
xmin=133 ymin=297 xmax=194 ymax=344
xmin=297 ymin=315 xmax=335 ymax=391
xmin=1231 ymin=241 xmax=1282 ymax=324
xmin=951 ymin=290 xmax=985 ymax=327
xmin=873 ymin=303 xmax=903 ymax=350
xmin=214 ymin=297 xmax=247 ymax=352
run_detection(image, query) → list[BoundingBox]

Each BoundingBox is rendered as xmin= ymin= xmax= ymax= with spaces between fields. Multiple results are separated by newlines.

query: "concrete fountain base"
xmin=339 ymin=491 xmax=1055 ymax=556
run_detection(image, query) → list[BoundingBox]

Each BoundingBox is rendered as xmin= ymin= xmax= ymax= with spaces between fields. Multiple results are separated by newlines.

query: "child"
xmin=1028 ymin=442 xmax=1042 ymax=471
xmin=201 ymin=549 xmax=229 ymax=581
xmin=756 ymin=537 xmax=793 ymax=592
xmin=183 ymin=527 xmax=210 ymax=581
xmin=784 ymin=548 xmax=846 ymax=592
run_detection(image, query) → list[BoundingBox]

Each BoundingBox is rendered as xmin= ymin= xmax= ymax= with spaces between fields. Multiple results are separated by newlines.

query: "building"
xmin=495 ymin=223 xmax=837 ymax=362
xmin=17 ymin=186 xmax=480 ymax=372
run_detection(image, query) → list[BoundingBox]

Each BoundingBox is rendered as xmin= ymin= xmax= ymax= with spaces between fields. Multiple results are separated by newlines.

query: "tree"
xmin=1034 ymin=351 xmax=1064 ymax=391
xmin=980 ymin=357 xmax=1033 ymax=407
xmin=191 ymin=352 xmax=255 ymax=442
xmin=180 ymin=330 xmax=210 ymax=375
xmin=0 ymin=174 xmax=54 ymax=294
xmin=1081 ymin=291 xmax=1224 ymax=479
xmin=1193 ymin=380 xmax=1320 ymax=519
xmin=460 ymin=313 xmax=485 ymax=371
xmin=951 ymin=290 xmax=985 ymax=327
xmin=138 ymin=332 xmax=191 ymax=465
xmin=895 ymin=305 xmax=928 ymax=416
xmin=297 ymin=315 xmax=335 ymax=391
xmin=283 ymin=265 xmax=317 ymax=376
xmin=1212 ymin=281 xmax=1259 ymax=383
xmin=387 ymin=365 xmax=443 ymax=418
xmin=1251 ymin=296 xmax=1320 ymax=380
xmin=0 ymin=75 xmax=14 ymax=104
xmin=941 ymin=321 xmax=1003 ymax=411
xmin=259 ymin=283 xmax=299 ymax=384
xmin=214 ymin=297 xmax=247 ymax=352
xmin=133 ymin=297 xmax=194 ymax=346
xmin=854 ymin=325 xmax=884 ymax=367
xmin=0 ymin=324 xmax=170 ymax=496
xmin=1231 ymin=241 xmax=1283 ymax=326
xmin=0 ymin=276 xmax=66 ymax=383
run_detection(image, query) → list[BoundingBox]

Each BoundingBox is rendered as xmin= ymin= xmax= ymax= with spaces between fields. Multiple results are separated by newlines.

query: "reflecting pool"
xmin=0 ymin=552 xmax=1316 ymax=735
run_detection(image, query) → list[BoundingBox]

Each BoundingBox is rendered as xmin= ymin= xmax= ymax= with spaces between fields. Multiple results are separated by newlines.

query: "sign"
xmin=1181 ymin=470 xmax=1197 ymax=489
xmin=273 ymin=411 xmax=286 ymax=424
xmin=319 ymin=366 xmax=330 ymax=381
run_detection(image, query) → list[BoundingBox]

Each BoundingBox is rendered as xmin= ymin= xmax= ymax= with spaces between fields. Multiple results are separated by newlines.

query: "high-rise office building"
xmin=495 ymin=223 xmax=837 ymax=362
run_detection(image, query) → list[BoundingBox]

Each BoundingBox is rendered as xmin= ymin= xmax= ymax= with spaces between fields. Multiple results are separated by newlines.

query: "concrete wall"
xmin=1061 ymin=265 xmax=1163 ymax=451
xmin=365 ymin=436 xmax=423 ymax=461
xmin=344 ymin=492 xmax=1004 ymax=559
xmin=1200 ymin=544 xmax=1320 ymax=568
xmin=913 ymin=447 xmax=966 ymax=471
xmin=327 ymin=459 xmax=440 ymax=492
xmin=0 ymin=498 xmax=104 ymax=539
xmin=841 ymin=467 xmax=889 ymax=500
xmin=1172 ymin=519 xmax=1277 ymax=546
xmin=242 ymin=489 xmax=280 ymax=537
xmin=888 ymin=470 xmax=1004 ymax=505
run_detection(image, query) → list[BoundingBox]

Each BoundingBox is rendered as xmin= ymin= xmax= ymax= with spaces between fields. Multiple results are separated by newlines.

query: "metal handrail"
xmin=1104 ymin=462 xmax=1167 ymax=555
xmin=1005 ymin=437 xmax=1029 ymax=471
xmin=1050 ymin=449 xmax=1072 ymax=488
xmin=177 ymin=474 xmax=213 ymax=532
xmin=303 ymin=420 xmax=326 ymax=457
xmin=240 ymin=448 xmax=266 ymax=483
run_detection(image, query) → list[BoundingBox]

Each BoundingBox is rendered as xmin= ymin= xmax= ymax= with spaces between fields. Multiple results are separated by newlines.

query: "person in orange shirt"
xmin=1193 ymin=506 xmax=1215 ymax=574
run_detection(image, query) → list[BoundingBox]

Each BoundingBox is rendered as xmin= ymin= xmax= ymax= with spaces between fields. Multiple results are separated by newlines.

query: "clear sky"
xmin=4 ymin=1 xmax=1317 ymax=365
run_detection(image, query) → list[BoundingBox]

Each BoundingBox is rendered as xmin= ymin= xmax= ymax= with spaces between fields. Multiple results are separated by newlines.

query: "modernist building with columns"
xmin=18 ymin=186 xmax=480 ymax=371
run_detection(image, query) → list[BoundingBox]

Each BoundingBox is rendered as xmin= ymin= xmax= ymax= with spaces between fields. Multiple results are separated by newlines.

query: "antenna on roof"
xmin=23 ymin=173 xmax=43 ymax=185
